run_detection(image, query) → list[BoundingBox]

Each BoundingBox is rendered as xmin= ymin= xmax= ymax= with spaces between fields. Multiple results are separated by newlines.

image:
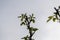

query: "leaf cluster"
xmin=18 ymin=13 xmax=35 ymax=26
xmin=47 ymin=15 xmax=57 ymax=22
xmin=47 ymin=6 xmax=60 ymax=22
xmin=18 ymin=13 xmax=38 ymax=40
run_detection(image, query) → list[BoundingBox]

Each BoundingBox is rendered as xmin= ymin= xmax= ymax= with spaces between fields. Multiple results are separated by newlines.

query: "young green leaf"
xmin=48 ymin=16 xmax=53 ymax=18
xmin=21 ymin=35 xmax=29 ymax=40
xmin=32 ymin=19 xmax=35 ymax=23
xmin=47 ymin=16 xmax=53 ymax=22
xmin=30 ymin=27 xmax=33 ymax=31
xmin=20 ymin=22 xmax=25 ymax=25
xmin=53 ymin=18 xmax=57 ymax=22
xmin=47 ymin=18 xmax=51 ymax=22
xmin=30 ymin=27 xmax=38 ymax=31
xmin=21 ymin=18 xmax=23 ymax=21
xmin=33 ymin=28 xmax=38 ymax=32
xmin=59 ymin=6 xmax=60 ymax=9
xmin=32 ymin=14 xmax=34 ymax=17
xmin=18 ymin=16 xmax=21 ymax=18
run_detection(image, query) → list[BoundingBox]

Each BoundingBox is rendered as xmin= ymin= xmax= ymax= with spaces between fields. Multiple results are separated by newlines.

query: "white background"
xmin=0 ymin=0 xmax=60 ymax=40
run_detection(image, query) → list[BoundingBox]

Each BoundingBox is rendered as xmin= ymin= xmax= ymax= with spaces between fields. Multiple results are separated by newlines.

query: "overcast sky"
xmin=0 ymin=0 xmax=60 ymax=40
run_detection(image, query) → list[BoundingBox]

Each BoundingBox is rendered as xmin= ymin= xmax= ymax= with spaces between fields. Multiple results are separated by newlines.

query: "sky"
xmin=0 ymin=0 xmax=60 ymax=40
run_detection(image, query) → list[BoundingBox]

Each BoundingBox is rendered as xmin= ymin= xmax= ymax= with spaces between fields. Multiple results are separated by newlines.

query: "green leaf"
xmin=47 ymin=18 xmax=51 ymax=22
xmin=20 ymin=22 xmax=25 ymax=25
xmin=21 ymin=14 xmax=26 ymax=19
xmin=21 ymin=14 xmax=24 ymax=17
xmin=24 ymin=13 xmax=27 ymax=18
xmin=33 ymin=28 xmax=38 ymax=31
xmin=31 ymin=19 xmax=35 ymax=23
xmin=30 ymin=27 xmax=38 ymax=32
xmin=32 ymin=19 xmax=35 ymax=23
xmin=21 ymin=18 xmax=23 ymax=21
xmin=53 ymin=18 xmax=57 ymax=22
xmin=30 ymin=27 xmax=33 ymax=31
xmin=48 ymin=16 xmax=53 ymax=19
xmin=32 ymin=13 xmax=34 ymax=17
xmin=33 ymin=17 xmax=35 ymax=18
xmin=59 ymin=6 xmax=60 ymax=9
xmin=18 ymin=16 xmax=21 ymax=18
xmin=21 ymin=35 xmax=29 ymax=40
xmin=47 ymin=16 xmax=53 ymax=22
